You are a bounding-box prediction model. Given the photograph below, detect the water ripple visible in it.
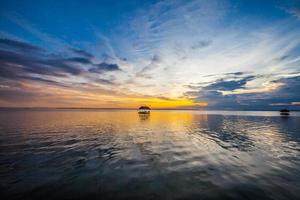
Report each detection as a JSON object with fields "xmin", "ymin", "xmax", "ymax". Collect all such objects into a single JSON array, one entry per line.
[{"xmin": 0, "ymin": 111, "xmax": 300, "ymax": 199}]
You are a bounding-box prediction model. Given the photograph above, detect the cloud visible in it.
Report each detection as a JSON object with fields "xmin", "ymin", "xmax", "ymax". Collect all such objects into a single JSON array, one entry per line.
[
  {"xmin": 266, "ymin": 76, "xmax": 300, "ymax": 104},
  {"xmin": 70, "ymin": 48, "xmax": 93, "ymax": 58},
  {"xmin": 0, "ymin": 49, "xmax": 83, "ymax": 77},
  {"xmin": 108, "ymin": 0, "xmax": 300, "ymax": 100},
  {"xmin": 136, "ymin": 55, "xmax": 162, "ymax": 78},
  {"xmin": 94, "ymin": 78, "xmax": 115, "ymax": 85},
  {"xmin": 287, "ymin": 7, "xmax": 300, "ymax": 20},
  {"xmin": 65, "ymin": 57, "xmax": 93, "ymax": 65},
  {"xmin": 0, "ymin": 38, "xmax": 122, "ymax": 88},
  {"xmin": 89, "ymin": 62, "xmax": 120, "ymax": 73},
  {"xmin": 204, "ymin": 76, "xmax": 255, "ymax": 91},
  {"xmin": 184, "ymin": 74, "xmax": 254, "ymax": 108},
  {"xmin": 185, "ymin": 73, "xmax": 300, "ymax": 110},
  {"xmin": 191, "ymin": 40, "xmax": 212, "ymax": 50},
  {"xmin": 1, "ymin": 1, "xmax": 300, "ymax": 108},
  {"xmin": 0, "ymin": 87, "xmax": 38, "ymax": 102},
  {"xmin": 225, "ymin": 72, "xmax": 245, "ymax": 76},
  {"xmin": 0, "ymin": 38, "xmax": 43, "ymax": 52},
  {"xmin": 0, "ymin": 38, "xmax": 84, "ymax": 79},
  {"xmin": 3, "ymin": 14, "xmax": 69, "ymax": 51}
]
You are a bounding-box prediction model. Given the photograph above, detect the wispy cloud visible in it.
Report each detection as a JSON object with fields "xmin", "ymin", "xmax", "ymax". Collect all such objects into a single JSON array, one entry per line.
[
  {"xmin": 89, "ymin": 62, "xmax": 121, "ymax": 73},
  {"xmin": 0, "ymin": 37, "xmax": 122, "ymax": 86},
  {"xmin": 0, "ymin": 0, "xmax": 300, "ymax": 109},
  {"xmin": 2, "ymin": 13, "xmax": 69, "ymax": 52},
  {"xmin": 110, "ymin": 0, "xmax": 300, "ymax": 103}
]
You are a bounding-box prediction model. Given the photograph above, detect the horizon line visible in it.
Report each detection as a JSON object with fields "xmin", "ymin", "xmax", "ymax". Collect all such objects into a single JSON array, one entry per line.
[{"xmin": 0, "ymin": 107, "xmax": 299, "ymax": 111}]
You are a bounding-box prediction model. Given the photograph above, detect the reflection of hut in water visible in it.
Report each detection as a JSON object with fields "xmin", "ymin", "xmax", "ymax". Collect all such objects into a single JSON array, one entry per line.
[
  {"xmin": 139, "ymin": 113, "xmax": 150, "ymax": 120},
  {"xmin": 138, "ymin": 106, "xmax": 151, "ymax": 114},
  {"xmin": 280, "ymin": 109, "xmax": 290, "ymax": 116}
]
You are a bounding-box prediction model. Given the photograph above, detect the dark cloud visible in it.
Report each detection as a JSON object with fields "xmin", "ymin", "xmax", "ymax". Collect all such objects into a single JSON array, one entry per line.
[
  {"xmin": 39, "ymin": 58, "xmax": 84, "ymax": 75},
  {"xmin": 186, "ymin": 73, "xmax": 300, "ymax": 110},
  {"xmin": 0, "ymin": 37, "xmax": 87, "ymax": 77},
  {"xmin": 288, "ymin": 7, "xmax": 300, "ymax": 20},
  {"xmin": 196, "ymin": 72, "xmax": 248, "ymax": 81},
  {"xmin": 101, "ymin": 53, "xmax": 115, "ymax": 60},
  {"xmin": 0, "ymin": 38, "xmax": 43, "ymax": 52},
  {"xmin": 136, "ymin": 55, "xmax": 161, "ymax": 78},
  {"xmin": 191, "ymin": 40, "xmax": 212, "ymax": 50},
  {"xmin": 151, "ymin": 55, "xmax": 161, "ymax": 62},
  {"xmin": 0, "ymin": 37, "xmax": 125, "ymax": 104},
  {"xmin": 0, "ymin": 38, "xmax": 123, "ymax": 85},
  {"xmin": 89, "ymin": 62, "xmax": 120, "ymax": 73},
  {"xmin": 184, "ymin": 75, "xmax": 254, "ymax": 108},
  {"xmin": 0, "ymin": 49, "xmax": 83, "ymax": 77},
  {"xmin": 278, "ymin": 55, "xmax": 289, "ymax": 61},
  {"xmin": 65, "ymin": 57, "xmax": 93, "ymax": 65},
  {"xmin": 0, "ymin": 37, "xmax": 126, "ymax": 107},
  {"xmin": 281, "ymin": 0, "xmax": 300, "ymax": 20},
  {"xmin": 20, "ymin": 76, "xmax": 66, "ymax": 87},
  {"xmin": 94, "ymin": 78, "xmax": 115, "ymax": 85},
  {"xmin": 0, "ymin": 88, "xmax": 37, "ymax": 101},
  {"xmin": 136, "ymin": 73, "xmax": 153, "ymax": 79},
  {"xmin": 225, "ymin": 72, "xmax": 244, "ymax": 76},
  {"xmin": 193, "ymin": 90, "xmax": 238, "ymax": 109},
  {"xmin": 186, "ymin": 75, "xmax": 254, "ymax": 91},
  {"xmin": 205, "ymin": 76, "xmax": 255, "ymax": 91},
  {"xmin": 234, "ymin": 76, "xmax": 300, "ymax": 107},
  {"xmin": 70, "ymin": 48, "xmax": 93, "ymax": 58},
  {"xmin": 264, "ymin": 76, "xmax": 300, "ymax": 104},
  {"xmin": 0, "ymin": 79, "xmax": 50, "ymax": 104}
]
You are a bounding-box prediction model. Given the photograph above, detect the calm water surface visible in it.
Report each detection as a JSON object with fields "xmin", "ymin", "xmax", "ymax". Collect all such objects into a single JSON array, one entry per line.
[{"xmin": 0, "ymin": 110, "xmax": 300, "ymax": 200}]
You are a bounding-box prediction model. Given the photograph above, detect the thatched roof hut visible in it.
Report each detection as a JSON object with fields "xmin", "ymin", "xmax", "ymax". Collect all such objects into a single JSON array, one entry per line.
[
  {"xmin": 139, "ymin": 106, "xmax": 151, "ymax": 110},
  {"xmin": 280, "ymin": 109, "xmax": 289, "ymax": 113},
  {"xmin": 138, "ymin": 106, "xmax": 151, "ymax": 114},
  {"xmin": 280, "ymin": 109, "xmax": 289, "ymax": 116}
]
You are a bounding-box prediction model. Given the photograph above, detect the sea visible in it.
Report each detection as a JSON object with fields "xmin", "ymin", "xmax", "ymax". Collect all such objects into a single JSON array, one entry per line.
[{"xmin": 0, "ymin": 110, "xmax": 300, "ymax": 200}]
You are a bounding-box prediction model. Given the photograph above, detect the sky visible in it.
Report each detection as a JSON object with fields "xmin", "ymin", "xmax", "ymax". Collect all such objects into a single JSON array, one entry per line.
[{"xmin": 0, "ymin": 0, "xmax": 300, "ymax": 109}]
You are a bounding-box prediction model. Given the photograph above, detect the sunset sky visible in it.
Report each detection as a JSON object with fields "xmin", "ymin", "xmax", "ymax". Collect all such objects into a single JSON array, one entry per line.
[{"xmin": 0, "ymin": 0, "xmax": 300, "ymax": 109}]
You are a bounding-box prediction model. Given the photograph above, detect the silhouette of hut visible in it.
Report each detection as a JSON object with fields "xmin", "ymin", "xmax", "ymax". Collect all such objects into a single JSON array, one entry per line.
[
  {"xmin": 138, "ymin": 106, "xmax": 151, "ymax": 114},
  {"xmin": 280, "ymin": 109, "xmax": 290, "ymax": 116}
]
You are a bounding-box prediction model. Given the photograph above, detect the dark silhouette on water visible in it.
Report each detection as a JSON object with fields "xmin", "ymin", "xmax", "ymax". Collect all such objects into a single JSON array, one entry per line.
[
  {"xmin": 138, "ymin": 106, "xmax": 151, "ymax": 114},
  {"xmin": 280, "ymin": 109, "xmax": 290, "ymax": 116},
  {"xmin": 138, "ymin": 113, "xmax": 150, "ymax": 120}
]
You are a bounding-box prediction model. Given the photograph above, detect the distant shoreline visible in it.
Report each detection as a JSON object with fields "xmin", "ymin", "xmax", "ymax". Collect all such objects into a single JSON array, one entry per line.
[{"xmin": 0, "ymin": 107, "xmax": 299, "ymax": 112}]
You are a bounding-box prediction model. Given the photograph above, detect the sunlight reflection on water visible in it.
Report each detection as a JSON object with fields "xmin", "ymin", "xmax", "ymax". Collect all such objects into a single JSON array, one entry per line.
[{"xmin": 0, "ymin": 110, "xmax": 300, "ymax": 199}]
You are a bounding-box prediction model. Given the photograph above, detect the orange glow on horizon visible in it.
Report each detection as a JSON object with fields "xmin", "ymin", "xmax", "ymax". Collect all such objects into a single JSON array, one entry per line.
[
  {"xmin": 119, "ymin": 97, "xmax": 208, "ymax": 109},
  {"xmin": 0, "ymin": 81, "xmax": 207, "ymax": 109}
]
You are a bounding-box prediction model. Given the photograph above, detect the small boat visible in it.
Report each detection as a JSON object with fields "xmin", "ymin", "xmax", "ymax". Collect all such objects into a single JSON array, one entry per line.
[
  {"xmin": 138, "ymin": 106, "xmax": 151, "ymax": 114},
  {"xmin": 280, "ymin": 109, "xmax": 290, "ymax": 116}
]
